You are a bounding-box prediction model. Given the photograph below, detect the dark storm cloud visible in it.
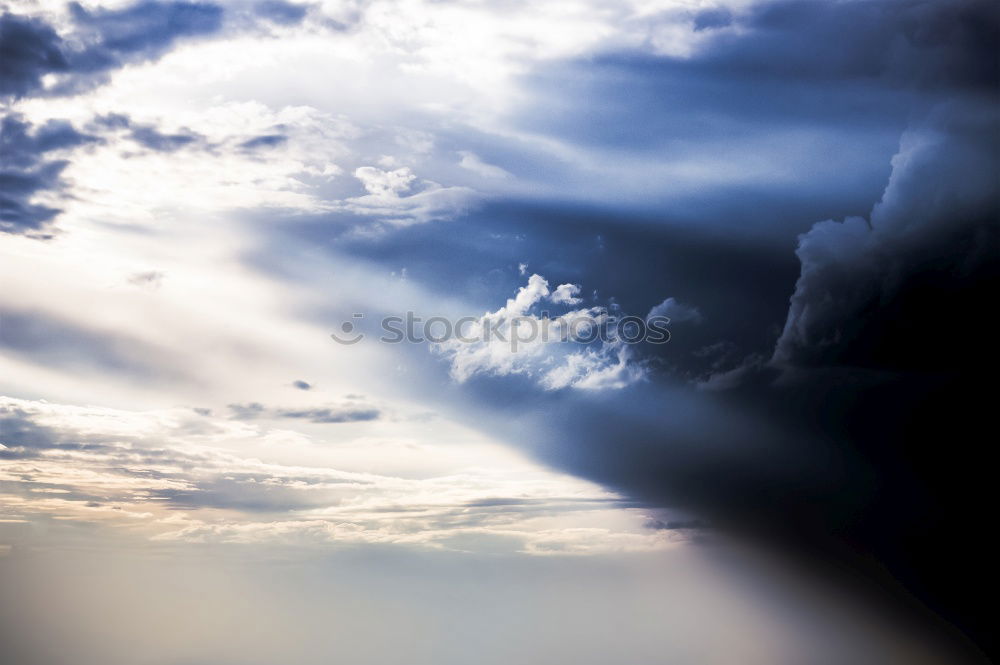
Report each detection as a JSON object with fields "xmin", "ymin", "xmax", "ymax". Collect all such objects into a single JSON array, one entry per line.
[
  {"xmin": 247, "ymin": 0, "xmax": 997, "ymax": 652},
  {"xmin": 702, "ymin": 100, "xmax": 998, "ymax": 650},
  {"xmin": 0, "ymin": 2, "xmax": 225, "ymax": 100},
  {"xmin": 772, "ymin": 103, "xmax": 999, "ymax": 372},
  {"xmin": 0, "ymin": 114, "xmax": 100, "ymax": 235},
  {"xmin": 513, "ymin": 0, "xmax": 998, "ymax": 234},
  {"xmin": 511, "ymin": 92, "xmax": 998, "ymax": 664},
  {"xmin": 722, "ymin": 0, "xmax": 998, "ymax": 90},
  {"xmin": 510, "ymin": 2, "xmax": 997, "ymax": 643}
]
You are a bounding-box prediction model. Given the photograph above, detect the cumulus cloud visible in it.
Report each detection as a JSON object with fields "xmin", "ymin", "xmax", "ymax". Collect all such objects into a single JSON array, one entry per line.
[
  {"xmin": 550, "ymin": 283, "xmax": 583, "ymax": 305},
  {"xmin": 539, "ymin": 344, "xmax": 645, "ymax": 391},
  {"xmin": 434, "ymin": 273, "xmax": 646, "ymax": 390},
  {"xmin": 354, "ymin": 166, "xmax": 416, "ymax": 197}
]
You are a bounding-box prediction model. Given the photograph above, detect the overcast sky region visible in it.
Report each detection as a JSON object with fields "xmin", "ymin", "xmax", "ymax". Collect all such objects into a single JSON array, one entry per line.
[{"xmin": 1, "ymin": 0, "xmax": 997, "ymax": 662}]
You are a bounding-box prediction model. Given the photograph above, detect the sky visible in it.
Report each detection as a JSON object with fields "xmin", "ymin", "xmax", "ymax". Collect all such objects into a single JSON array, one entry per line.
[{"xmin": 1, "ymin": 0, "xmax": 997, "ymax": 662}]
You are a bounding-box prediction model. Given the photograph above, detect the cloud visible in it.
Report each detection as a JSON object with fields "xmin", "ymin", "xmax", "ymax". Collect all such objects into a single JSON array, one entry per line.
[
  {"xmin": 274, "ymin": 407, "xmax": 380, "ymax": 423},
  {"xmin": 0, "ymin": 12, "xmax": 68, "ymax": 98},
  {"xmin": 702, "ymin": 0, "xmax": 1000, "ymax": 91},
  {"xmin": 343, "ymin": 166, "xmax": 476, "ymax": 226},
  {"xmin": 646, "ymin": 518, "xmax": 708, "ymax": 530},
  {"xmin": 550, "ymin": 283, "xmax": 583, "ymax": 305},
  {"xmin": 292, "ymin": 380, "xmax": 312, "ymax": 390},
  {"xmin": 1, "ymin": 107, "xmax": 304, "ymax": 235},
  {"xmin": 127, "ymin": 270, "xmax": 165, "ymax": 289},
  {"xmin": 692, "ymin": 7, "xmax": 732, "ymax": 32},
  {"xmin": 1, "ymin": 0, "xmax": 996, "ymax": 653},
  {"xmin": 127, "ymin": 124, "xmax": 205, "ymax": 152},
  {"xmin": 434, "ymin": 273, "xmax": 646, "ymax": 390},
  {"xmin": 511, "ymin": 0, "xmax": 1000, "ymax": 227},
  {"xmin": 68, "ymin": 0, "xmax": 224, "ymax": 60},
  {"xmin": 530, "ymin": 101, "xmax": 1000, "ymax": 650},
  {"xmin": 735, "ymin": 102, "xmax": 998, "ymax": 646},
  {"xmin": 10, "ymin": 103, "xmax": 353, "ymax": 233},
  {"xmin": 539, "ymin": 344, "xmax": 645, "ymax": 391},
  {"xmin": 239, "ymin": 133, "xmax": 288, "ymax": 150},
  {"xmin": 646, "ymin": 297, "xmax": 702, "ymax": 325},
  {"xmin": 354, "ymin": 166, "xmax": 417, "ymax": 197},
  {"xmin": 0, "ymin": 2, "xmax": 226, "ymax": 100},
  {"xmin": 457, "ymin": 151, "xmax": 512, "ymax": 180},
  {"xmin": 772, "ymin": 103, "xmax": 999, "ymax": 371},
  {"xmin": 0, "ymin": 307, "xmax": 189, "ymax": 383},
  {"xmin": 0, "ymin": 114, "xmax": 100, "ymax": 236},
  {"xmin": 0, "ymin": 396, "xmax": 667, "ymax": 555},
  {"xmin": 226, "ymin": 400, "xmax": 381, "ymax": 423},
  {"xmin": 226, "ymin": 402, "xmax": 267, "ymax": 419},
  {"xmin": 252, "ymin": 0, "xmax": 310, "ymax": 26}
]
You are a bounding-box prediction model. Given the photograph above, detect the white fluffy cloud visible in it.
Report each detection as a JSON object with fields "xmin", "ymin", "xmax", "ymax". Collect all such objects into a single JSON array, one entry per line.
[
  {"xmin": 354, "ymin": 166, "xmax": 417, "ymax": 197},
  {"xmin": 551, "ymin": 283, "xmax": 583, "ymax": 305},
  {"xmin": 434, "ymin": 273, "xmax": 646, "ymax": 390}
]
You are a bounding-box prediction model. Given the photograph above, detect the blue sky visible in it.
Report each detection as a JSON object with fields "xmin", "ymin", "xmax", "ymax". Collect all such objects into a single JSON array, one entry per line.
[{"xmin": 1, "ymin": 0, "xmax": 997, "ymax": 662}]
